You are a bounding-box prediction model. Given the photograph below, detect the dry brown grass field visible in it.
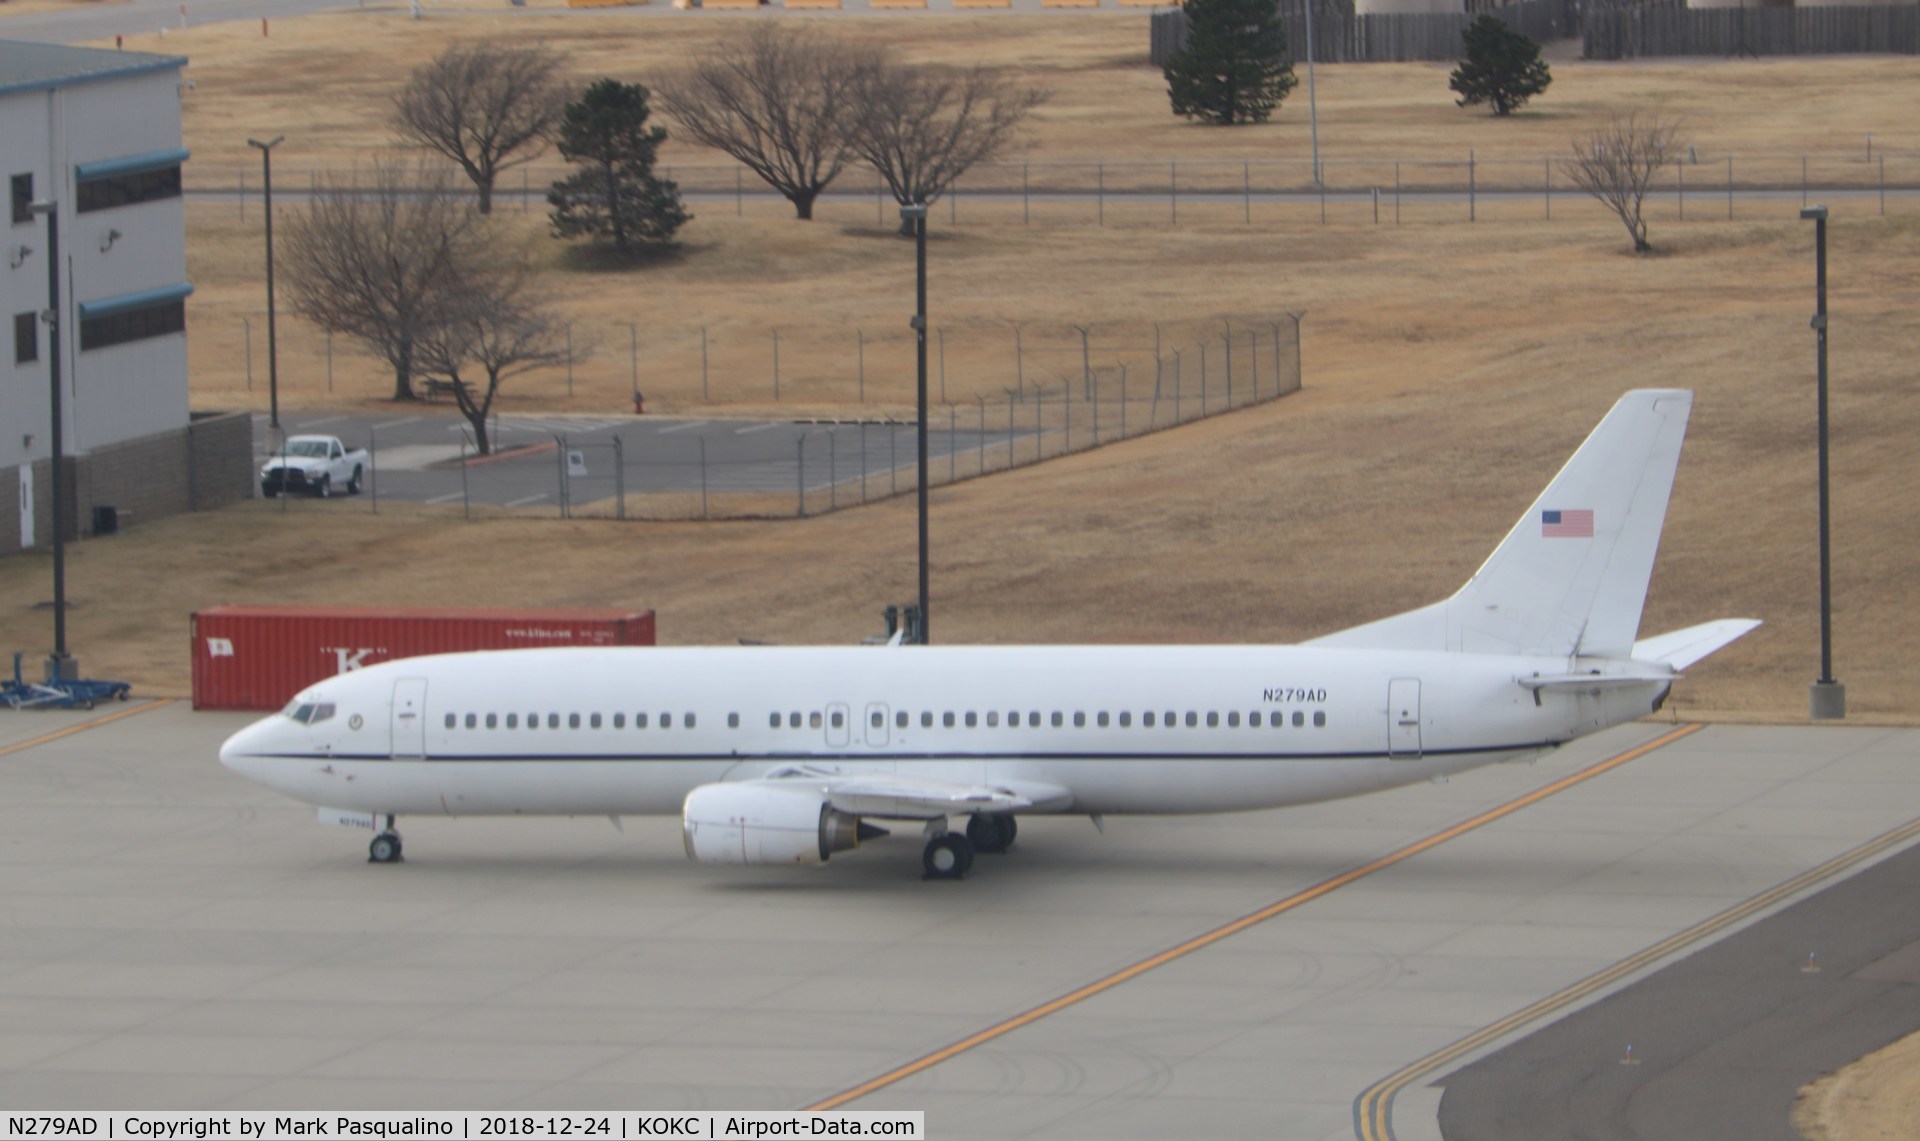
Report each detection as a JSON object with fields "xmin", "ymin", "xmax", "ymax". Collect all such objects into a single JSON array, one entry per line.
[{"xmin": 5, "ymin": 9, "xmax": 1920, "ymax": 1134}]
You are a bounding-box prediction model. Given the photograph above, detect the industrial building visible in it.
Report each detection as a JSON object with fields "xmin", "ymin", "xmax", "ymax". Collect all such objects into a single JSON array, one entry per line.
[{"xmin": 2, "ymin": 39, "xmax": 249, "ymax": 556}]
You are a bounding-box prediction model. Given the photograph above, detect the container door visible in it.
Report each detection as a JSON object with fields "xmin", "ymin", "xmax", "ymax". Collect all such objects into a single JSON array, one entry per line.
[
  {"xmin": 825, "ymin": 702, "xmax": 851, "ymax": 748},
  {"xmin": 392, "ymin": 677, "xmax": 428, "ymax": 759},
  {"xmin": 17, "ymin": 464, "xmax": 33, "ymax": 550},
  {"xmin": 1388, "ymin": 678, "xmax": 1422, "ymax": 760},
  {"xmin": 865, "ymin": 703, "xmax": 890, "ymax": 748}
]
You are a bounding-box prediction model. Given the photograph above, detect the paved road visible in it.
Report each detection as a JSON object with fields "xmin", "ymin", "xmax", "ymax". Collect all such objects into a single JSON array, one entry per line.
[
  {"xmin": 254, "ymin": 410, "xmax": 1039, "ymax": 510},
  {"xmin": 1436, "ymin": 837, "xmax": 1920, "ymax": 1140}
]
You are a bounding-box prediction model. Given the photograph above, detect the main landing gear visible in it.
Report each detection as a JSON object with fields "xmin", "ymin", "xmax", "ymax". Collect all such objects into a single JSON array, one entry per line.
[
  {"xmin": 922, "ymin": 814, "xmax": 1018, "ymax": 880},
  {"xmin": 369, "ymin": 815, "xmax": 403, "ymax": 863}
]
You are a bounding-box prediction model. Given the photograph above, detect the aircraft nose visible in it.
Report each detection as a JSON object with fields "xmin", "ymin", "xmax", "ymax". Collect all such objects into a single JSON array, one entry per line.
[{"xmin": 219, "ymin": 717, "xmax": 274, "ymax": 773}]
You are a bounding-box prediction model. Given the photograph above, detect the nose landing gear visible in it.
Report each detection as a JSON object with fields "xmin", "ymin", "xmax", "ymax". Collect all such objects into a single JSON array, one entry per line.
[{"xmin": 369, "ymin": 815, "xmax": 403, "ymax": 863}]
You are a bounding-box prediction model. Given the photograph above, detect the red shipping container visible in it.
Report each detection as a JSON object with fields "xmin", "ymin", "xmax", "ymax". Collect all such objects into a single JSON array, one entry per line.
[{"xmin": 191, "ymin": 605, "xmax": 656, "ymax": 711}]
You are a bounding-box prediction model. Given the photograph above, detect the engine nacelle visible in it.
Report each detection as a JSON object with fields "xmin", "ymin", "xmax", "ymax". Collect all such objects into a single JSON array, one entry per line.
[{"xmin": 681, "ymin": 782, "xmax": 879, "ymax": 866}]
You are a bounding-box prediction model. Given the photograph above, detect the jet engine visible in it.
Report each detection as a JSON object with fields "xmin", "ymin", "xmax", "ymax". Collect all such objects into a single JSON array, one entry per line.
[{"xmin": 682, "ymin": 782, "xmax": 887, "ymax": 866}]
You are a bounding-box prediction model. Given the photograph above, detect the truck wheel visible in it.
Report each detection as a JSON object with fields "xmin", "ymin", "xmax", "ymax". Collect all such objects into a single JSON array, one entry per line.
[
  {"xmin": 316, "ymin": 475, "xmax": 332, "ymax": 499},
  {"xmin": 347, "ymin": 466, "xmax": 363, "ymax": 495}
]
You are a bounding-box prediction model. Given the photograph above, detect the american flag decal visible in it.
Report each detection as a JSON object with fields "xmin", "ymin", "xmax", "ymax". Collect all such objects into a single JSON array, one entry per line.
[{"xmin": 1542, "ymin": 509, "xmax": 1595, "ymax": 538}]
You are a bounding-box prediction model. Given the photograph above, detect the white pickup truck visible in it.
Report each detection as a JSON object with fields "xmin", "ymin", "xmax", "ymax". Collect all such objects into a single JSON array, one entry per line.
[{"xmin": 260, "ymin": 435, "xmax": 368, "ymax": 498}]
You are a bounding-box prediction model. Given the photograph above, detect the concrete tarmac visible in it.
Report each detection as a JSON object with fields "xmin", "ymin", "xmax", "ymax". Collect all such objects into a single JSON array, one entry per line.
[{"xmin": 1, "ymin": 704, "xmax": 1915, "ymax": 1139}]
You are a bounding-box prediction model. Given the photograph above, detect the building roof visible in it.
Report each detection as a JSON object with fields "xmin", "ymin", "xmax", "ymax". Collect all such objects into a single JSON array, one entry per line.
[{"xmin": 0, "ymin": 39, "xmax": 186, "ymax": 99}]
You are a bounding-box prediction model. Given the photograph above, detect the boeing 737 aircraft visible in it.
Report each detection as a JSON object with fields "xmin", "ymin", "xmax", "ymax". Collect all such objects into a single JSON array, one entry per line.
[{"xmin": 221, "ymin": 389, "xmax": 1757, "ymax": 878}]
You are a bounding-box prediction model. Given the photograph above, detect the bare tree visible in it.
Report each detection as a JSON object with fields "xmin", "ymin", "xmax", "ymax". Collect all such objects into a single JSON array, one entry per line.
[
  {"xmin": 281, "ymin": 158, "xmax": 491, "ymax": 401},
  {"xmin": 394, "ymin": 41, "xmax": 570, "ymax": 215},
  {"xmin": 416, "ymin": 261, "xmax": 571, "ymax": 455},
  {"xmin": 842, "ymin": 60, "xmax": 1048, "ymax": 231},
  {"xmin": 1564, "ymin": 113, "xmax": 1680, "ymax": 254},
  {"xmin": 655, "ymin": 26, "xmax": 880, "ymax": 221}
]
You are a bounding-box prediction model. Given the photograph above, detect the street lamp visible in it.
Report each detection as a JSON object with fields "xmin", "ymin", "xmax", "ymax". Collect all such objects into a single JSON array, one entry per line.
[
  {"xmin": 27, "ymin": 199, "xmax": 69, "ymax": 678},
  {"xmin": 248, "ymin": 134, "xmax": 285, "ymax": 430},
  {"xmin": 902, "ymin": 200, "xmax": 930, "ymax": 645},
  {"xmin": 1800, "ymin": 204, "xmax": 1843, "ymax": 719}
]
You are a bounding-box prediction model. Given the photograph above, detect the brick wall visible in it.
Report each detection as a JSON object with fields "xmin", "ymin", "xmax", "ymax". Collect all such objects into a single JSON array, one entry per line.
[{"xmin": 0, "ymin": 410, "xmax": 251, "ymax": 553}]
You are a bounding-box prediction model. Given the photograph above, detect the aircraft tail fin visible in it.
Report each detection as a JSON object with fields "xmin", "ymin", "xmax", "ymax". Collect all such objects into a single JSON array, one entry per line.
[{"xmin": 1311, "ymin": 389, "xmax": 1695, "ymax": 659}]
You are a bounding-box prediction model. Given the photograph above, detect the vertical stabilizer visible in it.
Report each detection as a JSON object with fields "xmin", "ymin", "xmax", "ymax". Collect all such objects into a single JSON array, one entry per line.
[{"xmin": 1311, "ymin": 389, "xmax": 1693, "ymax": 658}]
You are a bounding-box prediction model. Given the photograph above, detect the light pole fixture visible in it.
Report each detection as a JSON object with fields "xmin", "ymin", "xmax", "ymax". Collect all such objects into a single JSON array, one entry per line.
[
  {"xmin": 902, "ymin": 200, "xmax": 930, "ymax": 645},
  {"xmin": 248, "ymin": 134, "xmax": 285, "ymax": 430},
  {"xmin": 27, "ymin": 199, "xmax": 69, "ymax": 677},
  {"xmin": 1799, "ymin": 204, "xmax": 1843, "ymax": 719}
]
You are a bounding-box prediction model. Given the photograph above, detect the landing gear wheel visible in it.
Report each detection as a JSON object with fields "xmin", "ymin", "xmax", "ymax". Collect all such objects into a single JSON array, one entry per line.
[
  {"xmin": 368, "ymin": 832, "xmax": 403, "ymax": 864},
  {"xmin": 966, "ymin": 813, "xmax": 1017, "ymax": 854},
  {"xmin": 922, "ymin": 832, "xmax": 974, "ymax": 880},
  {"xmin": 347, "ymin": 466, "xmax": 363, "ymax": 495}
]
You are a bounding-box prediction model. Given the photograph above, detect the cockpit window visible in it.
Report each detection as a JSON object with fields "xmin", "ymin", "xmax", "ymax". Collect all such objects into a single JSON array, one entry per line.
[{"xmin": 281, "ymin": 701, "xmax": 337, "ymax": 725}]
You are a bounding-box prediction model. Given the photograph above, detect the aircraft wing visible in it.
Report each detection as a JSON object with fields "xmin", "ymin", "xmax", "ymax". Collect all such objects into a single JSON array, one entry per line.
[{"xmin": 760, "ymin": 763, "xmax": 1073, "ymax": 820}]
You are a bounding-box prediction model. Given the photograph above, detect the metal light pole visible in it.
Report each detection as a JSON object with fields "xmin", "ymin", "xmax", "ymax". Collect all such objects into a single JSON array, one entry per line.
[
  {"xmin": 903, "ymin": 201, "xmax": 930, "ymax": 645},
  {"xmin": 1800, "ymin": 205, "xmax": 1844, "ymax": 719},
  {"xmin": 28, "ymin": 199, "xmax": 68, "ymax": 677},
  {"xmin": 248, "ymin": 135, "xmax": 285, "ymax": 429},
  {"xmin": 1304, "ymin": 0, "xmax": 1321, "ymax": 185}
]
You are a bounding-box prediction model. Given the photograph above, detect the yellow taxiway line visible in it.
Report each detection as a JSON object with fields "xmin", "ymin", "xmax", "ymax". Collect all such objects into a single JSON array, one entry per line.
[
  {"xmin": 0, "ymin": 698, "xmax": 172, "ymax": 760},
  {"xmin": 808, "ymin": 723, "xmax": 1705, "ymax": 1112}
]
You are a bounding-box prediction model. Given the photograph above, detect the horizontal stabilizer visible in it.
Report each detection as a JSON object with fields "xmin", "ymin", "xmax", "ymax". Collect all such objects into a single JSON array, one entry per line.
[
  {"xmin": 1632, "ymin": 619, "xmax": 1762, "ymax": 670},
  {"xmin": 1519, "ymin": 669, "xmax": 1676, "ymax": 692}
]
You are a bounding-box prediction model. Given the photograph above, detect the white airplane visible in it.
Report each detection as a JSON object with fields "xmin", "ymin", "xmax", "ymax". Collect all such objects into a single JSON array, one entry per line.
[{"xmin": 220, "ymin": 389, "xmax": 1757, "ymax": 878}]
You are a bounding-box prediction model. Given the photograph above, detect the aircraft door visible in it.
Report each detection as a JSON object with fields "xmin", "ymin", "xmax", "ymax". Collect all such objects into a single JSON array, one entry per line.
[
  {"xmin": 392, "ymin": 677, "xmax": 428, "ymax": 758},
  {"xmin": 826, "ymin": 702, "xmax": 852, "ymax": 748},
  {"xmin": 1388, "ymin": 678, "xmax": 1422, "ymax": 760},
  {"xmin": 865, "ymin": 703, "xmax": 890, "ymax": 747}
]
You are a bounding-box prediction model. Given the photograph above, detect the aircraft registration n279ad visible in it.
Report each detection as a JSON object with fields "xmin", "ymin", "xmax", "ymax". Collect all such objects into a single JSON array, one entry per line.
[{"xmin": 221, "ymin": 389, "xmax": 1757, "ymax": 878}]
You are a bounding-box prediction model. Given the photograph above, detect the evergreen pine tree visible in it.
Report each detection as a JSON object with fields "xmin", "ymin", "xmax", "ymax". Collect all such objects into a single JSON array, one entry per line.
[
  {"xmin": 548, "ymin": 79, "xmax": 689, "ymax": 256},
  {"xmin": 1164, "ymin": 0, "xmax": 1298, "ymax": 126},
  {"xmin": 1449, "ymin": 15, "xmax": 1552, "ymax": 117}
]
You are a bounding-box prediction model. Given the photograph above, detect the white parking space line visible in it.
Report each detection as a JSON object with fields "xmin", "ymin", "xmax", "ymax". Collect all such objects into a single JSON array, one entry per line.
[
  {"xmin": 373, "ymin": 417, "xmax": 421, "ymax": 431},
  {"xmin": 656, "ymin": 420, "xmax": 710, "ymax": 434},
  {"xmin": 734, "ymin": 423, "xmax": 783, "ymax": 435},
  {"xmin": 424, "ymin": 492, "xmax": 464, "ymax": 504},
  {"xmin": 504, "ymin": 495, "xmax": 550, "ymax": 508}
]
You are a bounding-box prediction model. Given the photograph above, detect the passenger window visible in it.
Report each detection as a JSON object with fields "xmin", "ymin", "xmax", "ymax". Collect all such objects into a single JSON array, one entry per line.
[
  {"xmin": 1096, "ymin": 712, "xmax": 1109, "ymax": 728},
  {"xmin": 728, "ymin": 713, "xmax": 739, "ymax": 728},
  {"xmin": 896, "ymin": 711, "xmax": 908, "ymax": 729},
  {"xmin": 614, "ymin": 713, "xmax": 626, "ymax": 729},
  {"xmin": 921, "ymin": 711, "xmax": 933, "ymax": 728},
  {"xmin": 1185, "ymin": 712, "xmax": 1198, "ymax": 728},
  {"xmin": 770, "ymin": 712, "xmax": 782, "ymax": 728},
  {"xmin": 871, "ymin": 710, "xmax": 884, "ymax": 729},
  {"xmin": 789, "ymin": 712, "xmax": 801, "ymax": 729},
  {"xmin": 444, "ymin": 713, "xmax": 456, "ymax": 729},
  {"xmin": 831, "ymin": 710, "xmax": 845, "ymax": 729},
  {"xmin": 1164, "ymin": 711, "xmax": 1176, "ymax": 728},
  {"xmin": 568, "ymin": 713, "xmax": 581, "ymax": 729},
  {"xmin": 1073, "ymin": 712, "xmax": 1086, "ymax": 728},
  {"xmin": 685, "ymin": 713, "xmax": 696, "ymax": 728},
  {"xmin": 548, "ymin": 713, "xmax": 560, "ymax": 729},
  {"xmin": 1051, "ymin": 712, "xmax": 1063, "ymax": 728},
  {"xmin": 1313, "ymin": 711, "xmax": 1327, "ymax": 727},
  {"xmin": 636, "ymin": 713, "xmax": 650, "ymax": 729},
  {"xmin": 485, "ymin": 713, "xmax": 497, "ymax": 730},
  {"xmin": 1207, "ymin": 712, "xmax": 1220, "ymax": 728},
  {"xmin": 965, "ymin": 712, "xmax": 978, "ymax": 728},
  {"xmin": 1248, "ymin": 711, "xmax": 1261, "ymax": 728},
  {"xmin": 1119, "ymin": 712, "xmax": 1131, "ymax": 728},
  {"xmin": 527, "ymin": 712, "xmax": 538, "ymax": 729},
  {"xmin": 1143, "ymin": 712, "xmax": 1156, "ymax": 728},
  {"xmin": 464, "ymin": 713, "xmax": 477, "ymax": 729},
  {"xmin": 1227, "ymin": 712, "xmax": 1240, "ymax": 728},
  {"xmin": 506, "ymin": 713, "xmax": 519, "ymax": 729},
  {"xmin": 662, "ymin": 713, "xmax": 674, "ymax": 729},
  {"xmin": 943, "ymin": 712, "xmax": 956, "ymax": 728},
  {"xmin": 809, "ymin": 711, "xmax": 822, "ymax": 730},
  {"xmin": 986, "ymin": 712, "xmax": 999, "ymax": 728},
  {"xmin": 590, "ymin": 713, "xmax": 602, "ymax": 729},
  {"xmin": 1292, "ymin": 711, "xmax": 1305, "ymax": 727}
]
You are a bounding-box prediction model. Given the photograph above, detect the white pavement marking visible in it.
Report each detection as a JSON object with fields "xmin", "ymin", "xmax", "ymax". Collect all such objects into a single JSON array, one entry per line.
[
  {"xmin": 424, "ymin": 492, "xmax": 464, "ymax": 504},
  {"xmin": 373, "ymin": 417, "xmax": 422, "ymax": 431},
  {"xmin": 656, "ymin": 421, "xmax": 711, "ymax": 434},
  {"xmin": 296, "ymin": 415, "xmax": 348, "ymax": 428},
  {"xmin": 504, "ymin": 495, "xmax": 550, "ymax": 508},
  {"xmin": 734, "ymin": 422, "xmax": 784, "ymax": 435}
]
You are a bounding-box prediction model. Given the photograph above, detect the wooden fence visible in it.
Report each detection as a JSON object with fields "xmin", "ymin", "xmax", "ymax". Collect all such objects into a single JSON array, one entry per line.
[
  {"xmin": 1152, "ymin": 1, "xmax": 1917, "ymax": 65},
  {"xmin": 1585, "ymin": 6, "xmax": 1920, "ymax": 59}
]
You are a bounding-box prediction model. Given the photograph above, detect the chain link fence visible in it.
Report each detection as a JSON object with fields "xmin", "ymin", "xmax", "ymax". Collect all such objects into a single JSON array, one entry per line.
[{"xmin": 257, "ymin": 313, "xmax": 1303, "ymax": 522}]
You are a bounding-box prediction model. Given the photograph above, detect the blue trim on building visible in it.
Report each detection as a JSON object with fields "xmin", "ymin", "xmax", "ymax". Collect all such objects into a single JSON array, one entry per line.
[
  {"xmin": 78, "ymin": 282, "xmax": 194, "ymax": 320},
  {"xmin": 75, "ymin": 148, "xmax": 191, "ymax": 183}
]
